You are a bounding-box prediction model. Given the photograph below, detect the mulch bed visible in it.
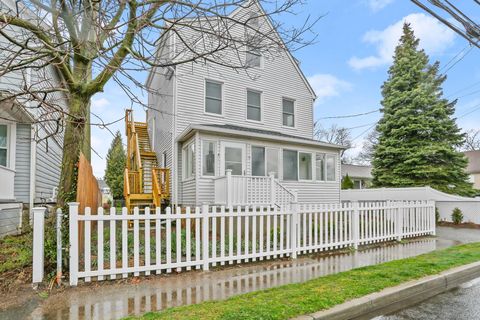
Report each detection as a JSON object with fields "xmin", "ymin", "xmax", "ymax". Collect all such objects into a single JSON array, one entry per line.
[{"xmin": 437, "ymin": 221, "xmax": 480, "ymax": 229}]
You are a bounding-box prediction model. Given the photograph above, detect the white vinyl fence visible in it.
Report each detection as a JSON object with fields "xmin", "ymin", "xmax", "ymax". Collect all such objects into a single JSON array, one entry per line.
[{"xmin": 67, "ymin": 200, "xmax": 435, "ymax": 286}]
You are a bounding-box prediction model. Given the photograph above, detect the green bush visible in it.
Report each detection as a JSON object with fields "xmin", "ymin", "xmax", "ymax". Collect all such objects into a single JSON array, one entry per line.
[
  {"xmin": 341, "ymin": 174, "xmax": 354, "ymax": 190},
  {"xmin": 451, "ymin": 208, "xmax": 463, "ymax": 225},
  {"xmin": 435, "ymin": 207, "xmax": 440, "ymax": 224}
]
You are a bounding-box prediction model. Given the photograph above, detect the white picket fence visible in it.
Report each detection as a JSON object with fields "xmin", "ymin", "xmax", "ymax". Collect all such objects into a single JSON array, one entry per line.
[{"xmin": 68, "ymin": 200, "xmax": 435, "ymax": 286}]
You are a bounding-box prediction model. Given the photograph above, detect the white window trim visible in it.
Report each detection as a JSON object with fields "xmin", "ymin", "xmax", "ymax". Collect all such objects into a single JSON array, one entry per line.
[
  {"xmin": 298, "ymin": 151, "xmax": 313, "ymax": 182},
  {"xmin": 0, "ymin": 121, "xmax": 16, "ymax": 171},
  {"xmin": 204, "ymin": 79, "xmax": 224, "ymax": 117},
  {"xmin": 245, "ymin": 89, "xmax": 263, "ymax": 123},
  {"xmin": 201, "ymin": 139, "xmax": 217, "ymax": 178},
  {"xmin": 245, "ymin": 45, "xmax": 264, "ymax": 69},
  {"xmin": 282, "ymin": 97, "xmax": 296, "ymax": 129},
  {"xmin": 315, "ymin": 152, "xmax": 338, "ymax": 183},
  {"xmin": 182, "ymin": 141, "xmax": 195, "ymax": 182}
]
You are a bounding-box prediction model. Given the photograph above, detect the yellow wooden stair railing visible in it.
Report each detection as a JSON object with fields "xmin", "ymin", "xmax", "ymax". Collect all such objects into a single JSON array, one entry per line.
[{"xmin": 124, "ymin": 109, "xmax": 170, "ymax": 212}]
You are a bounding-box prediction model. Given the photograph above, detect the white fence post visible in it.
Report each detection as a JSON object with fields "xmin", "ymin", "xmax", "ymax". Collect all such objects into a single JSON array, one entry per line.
[
  {"xmin": 56, "ymin": 208, "xmax": 63, "ymax": 285},
  {"xmin": 352, "ymin": 201, "xmax": 359, "ymax": 250},
  {"xmin": 269, "ymin": 172, "xmax": 275, "ymax": 207},
  {"xmin": 69, "ymin": 202, "xmax": 80, "ymax": 286},
  {"xmin": 290, "ymin": 201, "xmax": 298, "ymax": 259},
  {"xmin": 202, "ymin": 204, "xmax": 210, "ymax": 271},
  {"xmin": 396, "ymin": 202, "xmax": 403, "ymax": 241},
  {"xmin": 226, "ymin": 170, "xmax": 232, "ymax": 207},
  {"xmin": 32, "ymin": 207, "xmax": 46, "ymax": 286}
]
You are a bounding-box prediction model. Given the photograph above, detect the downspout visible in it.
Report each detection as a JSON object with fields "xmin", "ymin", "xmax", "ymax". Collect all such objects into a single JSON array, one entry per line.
[
  {"xmin": 29, "ymin": 123, "xmax": 37, "ymax": 222},
  {"xmin": 172, "ymin": 63, "xmax": 178, "ymax": 206}
]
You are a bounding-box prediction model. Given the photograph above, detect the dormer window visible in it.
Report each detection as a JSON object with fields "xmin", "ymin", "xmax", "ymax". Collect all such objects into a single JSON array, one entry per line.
[{"xmin": 246, "ymin": 46, "xmax": 261, "ymax": 68}]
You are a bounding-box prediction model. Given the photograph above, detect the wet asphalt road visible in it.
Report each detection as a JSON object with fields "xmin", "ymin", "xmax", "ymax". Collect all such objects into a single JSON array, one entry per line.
[{"xmin": 378, "ymin": 277, "xmax": 480, "ymax": 320}]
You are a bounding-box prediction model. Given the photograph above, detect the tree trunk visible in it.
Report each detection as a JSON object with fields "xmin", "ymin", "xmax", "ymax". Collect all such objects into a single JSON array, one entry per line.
[{"xmin": 57, "ymin": 93, "xmax": 90, "ymax": 207}]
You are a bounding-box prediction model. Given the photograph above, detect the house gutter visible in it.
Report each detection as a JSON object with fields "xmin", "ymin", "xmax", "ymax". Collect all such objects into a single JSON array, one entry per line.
[{"xmin": 29, "ymin": 123, "xmax": 37, "ymax": 221}]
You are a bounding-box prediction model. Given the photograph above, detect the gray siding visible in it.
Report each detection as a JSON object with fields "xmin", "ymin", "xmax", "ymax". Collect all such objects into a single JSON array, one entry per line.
[
  {"xmin": 35, "ymin": 126, "xmax": 62, "ymax": 202},
  {"xmin": 0, "ymin": 203, "xmax": 21, "ymax": 237},
  {"xmin": 14, "ymin": 124, "xmax": 31, "ymax": 203}
]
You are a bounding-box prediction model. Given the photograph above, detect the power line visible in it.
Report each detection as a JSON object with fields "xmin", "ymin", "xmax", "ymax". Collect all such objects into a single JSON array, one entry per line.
[{"xmin": 317, "ymin": 109, "xmax": 379, "ymax": 119}]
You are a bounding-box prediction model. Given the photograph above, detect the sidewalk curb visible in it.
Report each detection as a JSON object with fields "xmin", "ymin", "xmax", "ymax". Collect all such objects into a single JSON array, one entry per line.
[{"xmin": 292, "ymin": 261, "xmax": 480, "ymax": 320}]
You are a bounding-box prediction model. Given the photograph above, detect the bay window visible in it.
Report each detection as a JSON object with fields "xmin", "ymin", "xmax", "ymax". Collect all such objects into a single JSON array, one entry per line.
[{"xmin": 202, "ymin": 141, "xmax": 216, "ymax": 176}]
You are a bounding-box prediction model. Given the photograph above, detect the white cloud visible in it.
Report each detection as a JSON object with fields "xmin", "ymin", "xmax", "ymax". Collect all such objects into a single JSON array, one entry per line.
[
  {"xmin": 367, "ymin": 0, "xmax": 394, "ymax": 12},
  {"xmin": 349, "ymin": 13, "xmax": 456, "ymax": 70},
  {"xmin": 307, "ymin": 74, "xmax": 352, "ymax": 103},
  {"xmin": 91, "ymin": 97, "xmax": 110, "ymax": 110}
]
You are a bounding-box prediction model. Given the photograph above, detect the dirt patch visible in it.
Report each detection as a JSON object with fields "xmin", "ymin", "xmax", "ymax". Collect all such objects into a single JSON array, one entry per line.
[{"xmin": 438, "ymin": 221, "xmax": 480, "ymax": 229}]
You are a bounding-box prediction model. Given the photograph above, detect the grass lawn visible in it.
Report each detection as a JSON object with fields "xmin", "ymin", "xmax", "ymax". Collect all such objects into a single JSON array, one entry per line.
[
  {"xmin": 0, "ymin": 231, "xmax": 33, "ymax": 291},
  {"xmin": 127, "ymin": 242, "xmax": 480, "ymax": 320}
]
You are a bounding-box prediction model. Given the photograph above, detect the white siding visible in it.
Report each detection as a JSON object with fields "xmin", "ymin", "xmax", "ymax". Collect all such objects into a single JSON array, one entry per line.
[
  {"xmin": 0, "ymin": 203, "xmax": 22, "ymax": 238},
  {"xmin": 189, "ymin": 132, "xmax": 341, "ymax": 206}
]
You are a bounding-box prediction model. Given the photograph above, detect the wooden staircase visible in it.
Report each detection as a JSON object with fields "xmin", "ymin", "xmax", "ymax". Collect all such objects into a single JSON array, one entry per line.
[{"xmin": 124, "ymin": 110, "xmax": 170, "ymax": 212}]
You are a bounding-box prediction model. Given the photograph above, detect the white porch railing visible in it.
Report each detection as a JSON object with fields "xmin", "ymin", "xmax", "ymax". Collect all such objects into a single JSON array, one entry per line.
[
  {"xmin": 214, "ymin": 170, "xmax": 297, "ymax": 207},
  {"xmin": 59, "ymin": 200, "xmax": 435, "ymax": 286}
]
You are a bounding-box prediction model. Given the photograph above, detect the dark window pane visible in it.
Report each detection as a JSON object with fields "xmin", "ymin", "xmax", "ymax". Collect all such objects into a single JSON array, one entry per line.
[
  {"xmin": 252, "ymin": 146, "xmax": 265, "ymax": 176},
  {"xmin": 283, "ymin": 150, "xmax": 298, "ymax": 180}
]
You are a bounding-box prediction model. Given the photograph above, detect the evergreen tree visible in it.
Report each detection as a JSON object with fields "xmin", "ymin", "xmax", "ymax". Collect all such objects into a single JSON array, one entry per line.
[
  {"xmin": 372, "ymin": 23, "xmax": 475, "ymax": 197},
  {"xmin": 341, "ymin": 174, "xmax": 354, "ymax": 189},
  {"xmin": 104, "ymin": 131, "xmax": 126, "ymax": 199}
]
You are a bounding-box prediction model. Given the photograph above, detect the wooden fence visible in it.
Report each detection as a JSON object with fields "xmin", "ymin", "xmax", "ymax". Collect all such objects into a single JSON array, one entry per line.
[
  {"xmin": 67, "ymin": 200, "xmax": 435, "ymax": 285},
  {"xmin": 76, "ymin": 153, "xmax": 102, "ymax": 214}
]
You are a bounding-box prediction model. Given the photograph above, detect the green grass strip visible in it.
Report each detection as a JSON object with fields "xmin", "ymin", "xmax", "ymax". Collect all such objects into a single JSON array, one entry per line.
[{"xmin": 127, "ymin": 242, "xmax": 480, "ymax": 320}]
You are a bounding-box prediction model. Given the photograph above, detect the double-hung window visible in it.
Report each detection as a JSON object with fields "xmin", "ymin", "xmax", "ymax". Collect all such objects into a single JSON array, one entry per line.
[
  {"xmin": 282, "ymin": 98, "xmax": 295, "ymax": 127},
  {"xmin": 183, "ymin": 142, "xmax": 195, "ymax": 180},
  {"xmin": 205, "ymin": 80, "xmax": 222, "ymax": 115},
  {"xmin": 247, "ymin": 90, "xmax": 261, "ymax": 121},
  {"xmin": 316, "ymin": 153, "xmax": 336, "ymax": 182},
  {"xmin": 202, "ymin": 141, "xmax": 216, "ymax": 176},
  {"xmin": 0, "ymin": 124, "xmax": 7, "ymax": 167}
]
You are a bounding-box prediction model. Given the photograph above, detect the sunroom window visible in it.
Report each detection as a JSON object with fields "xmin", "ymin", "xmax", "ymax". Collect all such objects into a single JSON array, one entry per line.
[
  {"xmin": 299, "ymin": 152, "xmax": 312, "ymax": 180},
  {"xmin": 0, "ymin": 125, "xmax": 7, "ymax": 167},
  {"xmin": 184, "ymin": 143, "xmax": 195, "ymax": 179},
  {"xmin": 283, "ymin": 149, "xmax": 298, "ymax": 181},
  {"xmin": 202, "ymin": 141, "xmax": 216, "ymax": 176},
  {"xmin": 251, "ymin": 146, "xmax": 265, "ymax": 176},
  {"xmin": 326, "ymin": 154, "xmax": 336, "ymax": 181},
  {"xmin": 316, "ymin": 153, "xmax": 336, "ymax": 182}
]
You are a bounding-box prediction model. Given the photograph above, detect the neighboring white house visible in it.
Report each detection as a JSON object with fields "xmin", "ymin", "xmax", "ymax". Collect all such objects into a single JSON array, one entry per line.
[
  {"xmin": 464, "ymin": 150, "xmax": 480, "ymax": 190},
  {"xmin": 146, "ymin": 2, "xmax": 344, "ymax": 206},
  {"xmin": 0, "ymin": 0, "xmax": 65, "ymax": 237},
  {"xmin": 341, "ymin": 164, "xmax": 372, "ymax": 189}
]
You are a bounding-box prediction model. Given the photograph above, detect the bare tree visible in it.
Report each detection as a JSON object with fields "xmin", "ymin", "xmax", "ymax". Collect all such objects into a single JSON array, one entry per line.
[
  {"xmin": 0, "ymin": 0, "xmax": 318, "ymax": 206},
  {"xmin": 462, "ymin": 129, "xmax": 480, "ymax": 151},
  {"xmin": 314, "ymin": 122, "xmax": 352, "ymax": 161},
  {"xmin": 354, "ymin": 129, "xmax": 379, "ymax": 165}
]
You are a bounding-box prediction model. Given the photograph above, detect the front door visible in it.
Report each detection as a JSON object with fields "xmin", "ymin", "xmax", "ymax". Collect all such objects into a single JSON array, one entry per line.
[{"xmin": 220, "ymin": 141, "xmax": 246, "ymax": 176}]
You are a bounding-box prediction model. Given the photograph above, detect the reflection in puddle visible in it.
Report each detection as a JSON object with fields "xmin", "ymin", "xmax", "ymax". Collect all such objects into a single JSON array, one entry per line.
[{"xmin": 18, "ymin": 238, "xmax": 455, "ymax": 319}]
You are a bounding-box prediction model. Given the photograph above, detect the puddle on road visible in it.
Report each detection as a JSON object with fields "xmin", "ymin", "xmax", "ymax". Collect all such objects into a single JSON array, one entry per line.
[{"xmin": 5, "ymin": 237, "xmax": 457, "ymax": 320}]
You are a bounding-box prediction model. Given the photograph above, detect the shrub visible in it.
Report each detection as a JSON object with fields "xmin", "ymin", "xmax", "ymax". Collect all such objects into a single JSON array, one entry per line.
[
  {"xmin": 435, "ymin": 207, "xmax": 440, "ymax": 223},
  {"xmin": 451, "ymin": 208, "xmax": 463, "ymax": 225},
  {"xmin": 341, "ymin": 174, "xmax": 354, "ymax": 190}
]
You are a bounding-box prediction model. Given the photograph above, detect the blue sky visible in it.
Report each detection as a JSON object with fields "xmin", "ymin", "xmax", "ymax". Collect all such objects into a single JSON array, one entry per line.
[{"xmin": 89, "ymin": 0, "xmax": 480, "ymax": 176}]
